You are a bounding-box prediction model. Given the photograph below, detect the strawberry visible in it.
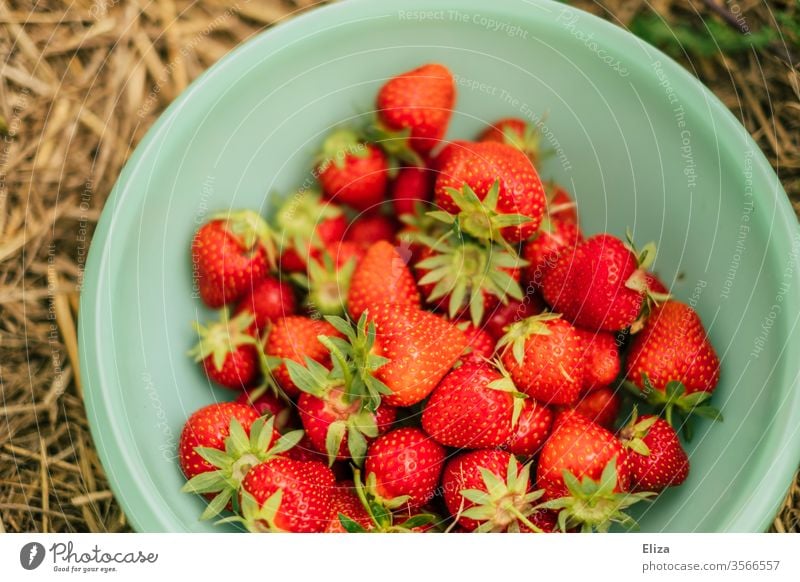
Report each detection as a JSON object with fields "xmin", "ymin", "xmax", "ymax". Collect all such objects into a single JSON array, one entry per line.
[
  {"xmin": 422, "ymin": 360, "xmax": 526, "ymax": 449},
  {"xmin": 478, "ymin": 117, "xmax": 545, "ymax": 168},
  {"xmin": 646, "ymin": 272, "xmax": 670, "ymax": 295},
  {"xmin": 560, "ymin": 387, "xmax": 621, "ymax": 430},
  {"xmin": 263, "ymin": 316, "xmax": 342, "ymax": 397},
  {"xmin": 522, "ymin": 218, "xmax": 583, "ymax": 288},
  {"xmin": 368, "ymin": 302, "xmax": 468, "ymax": 406},
  {"xmin": 391, "ymin": 165, "xmax": 433, "ymax": 216},
  {"xmin": 188, "ymin": 310, "xmax": 260, "ymax": 390},
  {"xmin": 441, "ymin": 450, "xmax": 544, "ymax": 532},
  {"xmin": 456, "ymin": 320, "xmax": 496, "ymax": 361},
  {"xmin": 234, "ymin": 275, "xmax": 296, "ymax": 335},
  {"xmin": 345, "ymin": 214, "xmax": 398, "ymax": 247},
  {"xmin": 364, "ymin": 427, "xmax": 445, "ymax": 509},
  {"xmin": 413, "ymin": 233, "xmax": 525, "ymax": 325},
  {"xmin": 620, "ymin": 410, "xmax": 690, "ymax": 493},
  {"xmin": 274, "ymin": 190, "xmax": 347, "ymax": 272},
  {"xmin": 503, "ymin": 397, "xmax": 554, "ymax": 456},
  {"xmin": 317, "ymin": 130, "xmax": 388, "ymax": 212},
  {"xmin": 233, "ymin": 457, "xmax": 335, "ymax": 532},
  {"xmin": 544, "ymin": 181, "xmax": 579, "ymax": 225},
  {"xmin": 542, "ymin": 233, "xmax": 659, "ymax": 331},
  {"xmin": 483, "ymin": 294, "xmax": 546, "ymax": 340},
  {"xmin": 191, "ymin": 210, "xmax": 276, "ymax": 308},
  {"xmin": 375, "ymin": 63, "xmax": 455, "ymax": 157},
  {"xmin": 235, "ymin": 388, "xmax": 292, "ymax": 432},
  {"xmin": 292, "ymin": 247, "xmax": 360, "ymax": 318},
  {"xmin": 575, "ymin": 329, "xmax": 621, "ymax": 392},
  {"xmin": 625, "ymin": 301, "xmax": 721, "ymax": 428},
  {"xmin": 497, "ymin": 313, "xmax": 584, "ymax": 406},
  {"xmin": 434, "ymin": 141, "xmax": 546, "ymax": 242},
  {"xmin": 325, "ymin": 484, "xmax": 373, "ymax": 533},
  {"xmin": 347, "ymin": 240, "xmax": 421, "ymax": 320}
]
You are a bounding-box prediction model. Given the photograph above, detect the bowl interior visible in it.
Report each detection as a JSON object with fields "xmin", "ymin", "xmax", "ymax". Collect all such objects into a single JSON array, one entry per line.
[{"xmin": 81, "ymin": 0, "xmax": 800, "ymax": 532}]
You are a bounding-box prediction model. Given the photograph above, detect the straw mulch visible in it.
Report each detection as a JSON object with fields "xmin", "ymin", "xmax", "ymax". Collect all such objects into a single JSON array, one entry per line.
[{"xmin": 0, "ymin": 0, "xmax": 798, "ymax": 533}]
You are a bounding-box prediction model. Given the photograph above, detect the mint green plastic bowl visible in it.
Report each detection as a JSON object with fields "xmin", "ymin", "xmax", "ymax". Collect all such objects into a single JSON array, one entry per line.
[{"xmin": 80, "ymin": 0, "xmax": 800, "ymax": 532}]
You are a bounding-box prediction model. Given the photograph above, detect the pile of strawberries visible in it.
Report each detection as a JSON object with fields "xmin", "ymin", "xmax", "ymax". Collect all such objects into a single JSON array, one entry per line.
[{"xmin": 179, "ymin": 64, "xmax": 722, "ymax": 533}]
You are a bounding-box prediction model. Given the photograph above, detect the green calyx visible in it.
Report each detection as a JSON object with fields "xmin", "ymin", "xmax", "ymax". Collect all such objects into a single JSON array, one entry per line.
[
  {"xmin": 415, "ymin": 231, "xmax": 527, "ymax": 325},
  {"xmin": 496, "ymin": 311, "xmax": 562, "ymax": 365},
  {"xmin": 217, "ymin": 489, "xmax": 285, "ymax": 533},
  {"xmin": 273, "ymin": 190, "xmax": 342, "ymax": 255},
  {"xmin": 618, "ymin": 406, "xmax": 659, "ymax": 456},
  {"xmin": 431, "ymin": 181, "xmax": 533, "ymax": 251},
  {"xmin": 292, "ymin": 251, "xmax": 357, "ymax": 317},
  {"xmin": 188, "ymin": 309, "xmax": 258, "ymax": 372},
  {"xmin": 501, "ymin": 122, "xmax": 554, "ymax": 167},
  {"xmin": 623, "ymin": 229, "xmax": 671, "ymax": 333},
  {"xmin": 316, "ymin": 128, "xmax": 370, "ymax": 171},
  {"xmin": 339, "ymin": 469, "xmax": 440, "ymax": 533},
  {"xmin": 366, "ymin": 119, "xmax": 424, "ymax": 170},
  {"xmin": 181, "ymin": 415, "xmax": 304, "ymax": 520},
  {"xmin": 624, "ymin": 374, "xmax": 722, "ymax": 441},
  {"xmin": 539, "ymin": 457, "xmax": 655, "ymax": 533},
  {"xmin": 486, "ymin": 358, "xmax": 528, "ymax": 429},
  {"xmin": 459, "ymin": 458, "xmax": 545, "ymax": 533},
  {"xmin": 211, "ymin": 209, "xmax": 277, "ymax": 269}
]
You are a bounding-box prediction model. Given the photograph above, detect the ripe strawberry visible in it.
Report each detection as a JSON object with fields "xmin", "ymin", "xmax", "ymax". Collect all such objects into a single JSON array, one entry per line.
[
  {"xmin": 456, "ymin": 320, "xmax": 496, "ymax": 361},
  {"xmin": 364, "ymin": 427, "xmax": 445, "ymax": 509},
  {"xmin": 274, "ymin": 190, "xmax": 347, "ymax": 272},
  {"xmin": 504, "ymin": 397, "xmax": 554, "ymax": 456},
  {"xmin": 483, "ymin": 294, "xmax": 546, "ymax": 340},
  {"xmin": 188, "ymin": 311, "xmax": 260, "ymax": 390},
  {"xmin": 625, "ymin": 301, "xmax": 721, "ymax": 426},
  {"xmin": 497, "ymin": 313, "xmax": 584, "ymax": 406},
  {"xmin": 235, "ymin": 388, "xmax": 292, "ymax": 432},
  {"xmin": 414, "ymin": 234, "xmax": 525, "ymax": 325},
  {"xmin": 236, "ymin": 457, "xmax": 335, "ymax": 532},
  {"xmin": 191, "ymin": 210, "xmax": 275, "ymax": 308},
  {"xmin": 575, "ymin": 329, "xmax": 621, "ymax": 392},
  {"xmin": 345, "ymin": 214, "xmax": 398, "ymax": 247},
  {"xmin": 620, "ymin": 411, "xmax": 690, "ymax": 493},
  {"xmin": 544, "ymin": 181, "xmax": 579, "ymax": 224},
  {"xmin": 441, "ymin": 450, "xmax": 544, "ymax": 532},
  {"xmin": 559, "ymin": 387, "xmax": 621, "ymax": 430},
  {"xmin": 646, "ymin": 272, "xmax": 670, "ymax": 295},
  {"xmin": 347, "ymin": 240, "xmax": 421, "ymax": 320},
  {"xmin": 325, "ymin": 484, "xmax": 373, "ymax": 533},
  {"xmin": 537, "ymin": 410, "xmax": 630, "ymax": 500},
  {"xmin": 264, "ymin": 316, "xmax": 342, "ymax": 397},
  {"xmin": 376, "ymin": 63, "xmax": 455, "ymax": 157},
  {"xmin": 368, "ymin": 302, "xmax": 468, "ymax": 406},
  {"xmin": 478, "ymin": 117, "xmax": 545, "ymax": 167},
  {"xmin": 234, "ymin": 275, "xmax": 296, "ymax": 335},
  {"xmin": 542, "ymin": 233, "xmax": 656, "ymax": 331},
  {"xmin": 434, "ymin": 141, "xmax": 546, "ymax": 242},
  {"xmin": 523, "ymin": 218, "xmax": 583, "ymax": 288},
  {"xmin": 317, "ymin": 130, "xmax": 389, "ymax": 211},
  {"xmin": 327, "ymin": 240, "xmax": 367, "ymax": 269},
  {"xmin": 391, "ymin": 165, "xmax": 432, "ymax": 216},
  {"xmin": 422, "ymin": 360, "xmax": 525, "ymax": 449}
]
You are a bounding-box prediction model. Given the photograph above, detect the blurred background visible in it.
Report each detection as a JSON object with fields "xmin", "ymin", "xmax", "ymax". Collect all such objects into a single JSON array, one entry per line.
[{"xmin": 0, "ymin": 0, "xmax": 797, "ymax": 532}]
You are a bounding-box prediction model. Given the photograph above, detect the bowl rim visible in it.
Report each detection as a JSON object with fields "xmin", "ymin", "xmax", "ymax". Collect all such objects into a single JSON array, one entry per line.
[{"xmin": 79, "ymin": 0, "xmax": 800, "ymax": 532}]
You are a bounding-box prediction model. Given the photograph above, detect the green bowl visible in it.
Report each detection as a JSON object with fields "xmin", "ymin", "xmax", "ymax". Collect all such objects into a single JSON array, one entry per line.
[{"xmin": 80, "ymin": 0, "xmax": 800, "ymax": 532}]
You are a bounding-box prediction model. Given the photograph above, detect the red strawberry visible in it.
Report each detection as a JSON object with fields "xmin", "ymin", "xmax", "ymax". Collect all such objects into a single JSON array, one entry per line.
[
  {"xmin": 317, "ymin": 130, "xmax": 389, "ymax": 211},
  {"xmin": 542, "ymin": 233, "xmax": 655, "ymax": 331},
  {"xmin": 325, "ymin": 484, "xmax": 373, "ymax": 533},
  {"xmin": 537, "ymin": 409, "xmax": 630, "ymax": 500},
  {"xmin": 441, "ymin": 449, "xmax": 544, "ymax": 532},
  {"xmin": 478, "ymin": 117, "xmax": 545, "ymax": 167},
  {"xmin": 434, "ymin": 141, "xmax": 546, "ymax": 242},
  {"xmin": 274, "ymin": 190, "xmax": 347, "ymax": 272},
  {"xmin": 327, "ymin": 240, "xmax": 367, "ymax": 269},
  {"xmin": 498, "ymin": 313, "xmax": 584, "ymax": 406},
  {"xmin": 368, "ymin": 302, "xmax": 468, "ymax": 406},
  {"xmin": 376, "ymin": 63, "xmax": 455, "ymax": 157},
  {"xmin": 483, "ymin": 294, "xmax": 546, "ymax": 340},
  {"xmin": 391, "ymin": 165, "xmax": 433, "ymax": 216},
  {"xmin": 345, "ymin": 214, "xmax": 398, "ymax": 247},
  {"xmin": 456, "ymin": 320, "xmax": 496, "ymax": 361},
  {"xmin": 620, "ymin": 411, "xmax": 690, "ymax": 493},
  {"xmin": 347, "ymin": 240, "xmax": 421, "ymax": 320},
  {"xmin": 364, "ymin": 427, "xmax": 445, "ymax": 509},
  {"xmin": 625, "ymin": 301, "xmax": 721, "ymax": 425},
  {"xmin": 504, "ymin": 398, "xmax": 554, "ymax": 456},
  {"xmin": 189, "ymin": 311, "xmax": 260, "ymax": 390},
  {"xmin": 237, "ymin": 458, "xmax": 335, "ymax": 532},
  {"xmin": 523, "ymin": 218, "xmax": 583, "ymax": 288},
  {"xmin": 544, "ymin": 181, "xmax": 579, "ymax": 225},
  {"xmin": 414, "ymin": 237, "xmax": 524, "ymax": 325},
  {"xmin": 264, "ymin": 316, "xmax": 342, "ymax": 397},
  {"xmin": 645, "ymin": 272, "xmax": 669, "ymax": 295},
  {"xmin": 422, "ymin": 360, "xmax": 525, "ymax": 449},
  {"xmin": 575, "ymin": 329, "xmax": 621, "ymax": 392},
  {"xmin": 234, "ymin": 275, "xmax": 296, "ymax": 335},
  {"xmin": 560, "ymin": 387, "xmax": 621, "ymax": 430},
  {"xmin": 235, "ymin": 389, "xmax": 292, "ymax": 432},
  {"xmin": 284, "ymin": 434, "xmax": 328, "ymax": 464},
  {"xmin": 191, "ymin": 210, "xmax": 275, "ymax": 308}
]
